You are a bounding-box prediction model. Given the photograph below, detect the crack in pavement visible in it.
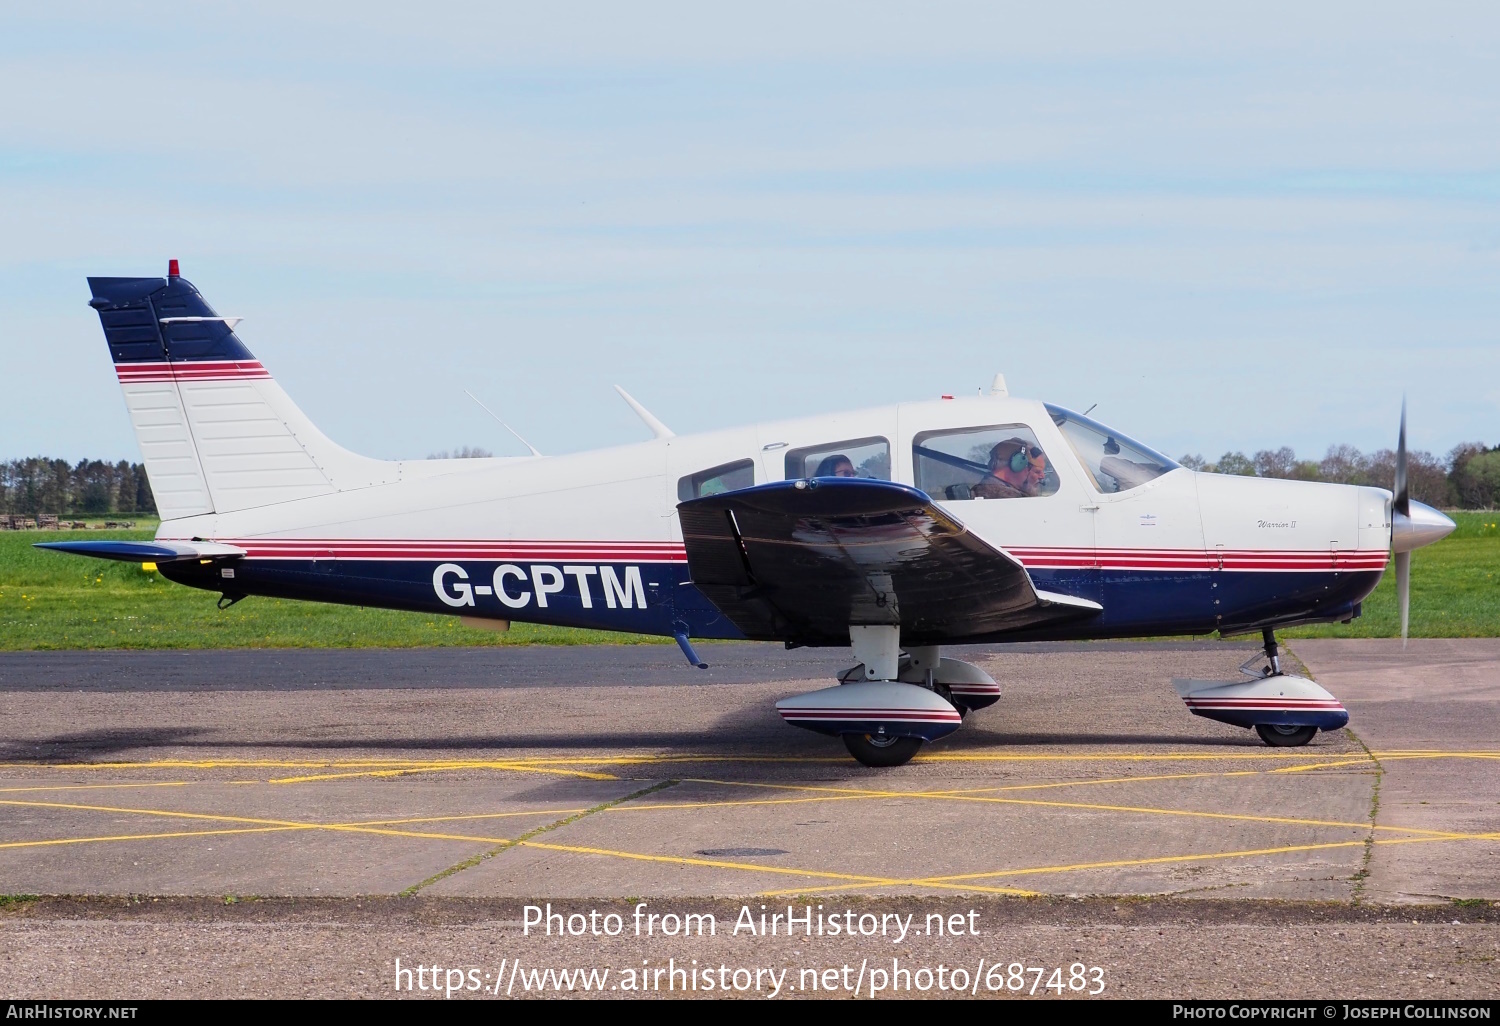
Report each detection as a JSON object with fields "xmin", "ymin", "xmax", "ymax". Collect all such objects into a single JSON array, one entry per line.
[{"xmin": 398, "ymin": 779, "xmax": 681, "ymax": 897}]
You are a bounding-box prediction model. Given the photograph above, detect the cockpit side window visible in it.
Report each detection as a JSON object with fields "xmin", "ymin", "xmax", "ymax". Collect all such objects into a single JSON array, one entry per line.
[
  {"xmin": 784, "ymin": 437, "xmax": 890, "ymax": 481},
  {"xmin": 678, "ymin": 459, "xmax": 755, "ymax": 502},
  {"xmin": 1045, "ymin": 404, "xmax": 1178, "ymax": 494},
  {"xmin": 913, "ymin": 424, "xmax": 1060, "ymax": 501}
]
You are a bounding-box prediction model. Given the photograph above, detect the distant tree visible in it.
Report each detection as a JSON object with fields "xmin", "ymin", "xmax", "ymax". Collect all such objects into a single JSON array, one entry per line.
[
  {"xmin": 1215, "ymin": 451, "xmax": 1256, "ymax": 476},
  {"xmin": 0, "ymin": 457, "xmax": 155, "ymax": 515},
  {"xmin": 111, "ymin": 460, "xmax": 134, "ymax": 512},
  {"xmin": 44, "ymin": 458, "xmax": 70, "ymax": 514},
  {"xmin": 1448, "ymin": 443, "xmax": 1495, "ymax": 509},
  {"xmin": 1412, "ymin": 451, "xmax": 1453, "ymax": 507},
  {"xmin": 133, "ymin": 464, "xmax": 156, "ymax": 513},
  {"xmin": 1253, "ymin": 447, "xmax": 1298, "ymax": 479},
  {"xmin": 75, "ymin": 459, "xmax": 112, "ymax": 514},
  {"xmin": 1290, "ymin": 460, "xmax": 1323, "ymax": 481},
  {"xmin": 1469, "ymin": 452, "xmax": 1500, "ymax": 508},
  {"xmin": 1178, "ymin": 454, "xmax": 1208, "ymax": 471},
  {"xmin": 1318, "ymin": 444, "xmax": 1370, "ymax": 485},
  {"xmin": 1449, "ymin": 447, "xmax": 1500, "ymax": 509},
  {"xmin": 1365, "ymin": 448, "xmax": 1449, "ymax": 507},
  {"xmin": 427, "ymin": 446, "xmax": 495, "ymax": 460}
]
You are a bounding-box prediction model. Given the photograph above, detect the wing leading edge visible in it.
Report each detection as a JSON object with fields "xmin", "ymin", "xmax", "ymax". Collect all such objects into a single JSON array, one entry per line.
[{"xmin": 677, "ymin": 478, "xmax": 1101, "ymax": 646}]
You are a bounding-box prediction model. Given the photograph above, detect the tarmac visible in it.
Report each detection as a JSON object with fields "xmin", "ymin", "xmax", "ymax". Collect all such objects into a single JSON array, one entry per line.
[{"xmin": 1, "ymin": 637, "xmax": 1497, "ymax": 998}]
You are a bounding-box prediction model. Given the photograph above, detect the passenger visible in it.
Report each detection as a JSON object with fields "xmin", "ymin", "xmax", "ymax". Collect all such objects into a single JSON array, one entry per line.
[
  {"xmin": 815, "ymin": 454, "xmax": 859, "ymax": 478},
  {"xmin": 971, "ymin": 438, "xmax": 1048, "ymax": 498}
]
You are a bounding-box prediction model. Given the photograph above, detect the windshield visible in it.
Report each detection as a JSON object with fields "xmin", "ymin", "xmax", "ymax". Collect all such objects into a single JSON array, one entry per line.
[{"xmin": 1045, "ymin": 404, "xmax": 1179, "ymax": 494}]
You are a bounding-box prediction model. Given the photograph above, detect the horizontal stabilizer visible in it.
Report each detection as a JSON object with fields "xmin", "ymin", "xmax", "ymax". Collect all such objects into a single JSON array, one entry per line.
[
  {"xmin": 34, "ymin": 540, "xmax": 246, "ymax": 564},
  {"xmin": 677, "ymin": 477, "xmax": 1102, "ymax": 646}
]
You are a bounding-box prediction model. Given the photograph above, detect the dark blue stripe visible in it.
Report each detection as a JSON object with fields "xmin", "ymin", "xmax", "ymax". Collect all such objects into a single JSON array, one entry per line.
[
  {"xmin": 159, "ymin": 558, "xmax": 1382, "ymax": 643},
  {"xmin": 1188, "ymin": 707, "xmax": 1351, "ymax": 730}
]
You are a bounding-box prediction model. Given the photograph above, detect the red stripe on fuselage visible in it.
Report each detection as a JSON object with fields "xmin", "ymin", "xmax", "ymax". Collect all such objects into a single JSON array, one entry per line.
[
  {"xmin": 1008, "ymin": 546, "xmax": 1388, "ymax": 572},
  {"xmin": 199, "ymin": 538, "xmax": 692, "ymax": 562},
  {"xmin": 167, "ymin": 538, "xmax": 1389, "ymax": 572}
]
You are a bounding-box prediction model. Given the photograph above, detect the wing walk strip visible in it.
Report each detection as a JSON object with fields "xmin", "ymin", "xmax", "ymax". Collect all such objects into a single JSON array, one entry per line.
[{"xmin": 3, "ymin": 752, "xmax": 1498, "ymax": 897}]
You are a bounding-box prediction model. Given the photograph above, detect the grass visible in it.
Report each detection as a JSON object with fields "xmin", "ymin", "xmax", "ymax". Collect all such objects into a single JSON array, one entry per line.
[{"xmin": 1, "ymin": 513, "xmax": 1495, "ymax": 650}]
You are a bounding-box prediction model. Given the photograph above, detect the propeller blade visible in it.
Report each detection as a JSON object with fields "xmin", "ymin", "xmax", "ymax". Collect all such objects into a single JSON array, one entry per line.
[
  {"xmin": 1395, "ymin": 549, "xmax": 1410, "ymax": 648},
  {"xmin": 1394, "ymin": 396, "xmax": 1409, "ymax": 519}
]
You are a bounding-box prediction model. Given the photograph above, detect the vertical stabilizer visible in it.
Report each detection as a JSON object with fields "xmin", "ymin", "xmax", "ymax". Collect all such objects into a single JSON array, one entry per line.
[{"xmin": 88, "ymin": 264, "xmax": 397, "ymax": 520}]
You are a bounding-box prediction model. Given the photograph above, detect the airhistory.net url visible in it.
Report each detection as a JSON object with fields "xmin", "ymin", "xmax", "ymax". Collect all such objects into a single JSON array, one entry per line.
[{"xmin": 394, "ymin": 957, "xmax": 1107, "ymax": 997}]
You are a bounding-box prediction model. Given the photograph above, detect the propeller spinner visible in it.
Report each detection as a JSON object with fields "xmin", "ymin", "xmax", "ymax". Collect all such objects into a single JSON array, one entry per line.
[{"xmin": 1389, "ymin": 399, "xmax": 1458, "ymax": 645}]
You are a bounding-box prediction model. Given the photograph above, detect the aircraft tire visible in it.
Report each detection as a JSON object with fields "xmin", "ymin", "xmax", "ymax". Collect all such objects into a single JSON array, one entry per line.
[
  {"xmin": 843, "ymin": 733, "xmax": 922, "ymax": 767},
  {"xmin": 1255, "ymin": 724, "xmax": 1318, "ymax": 747}
]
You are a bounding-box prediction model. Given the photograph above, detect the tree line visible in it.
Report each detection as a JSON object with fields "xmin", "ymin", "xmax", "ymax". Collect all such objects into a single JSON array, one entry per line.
[
  {"xmin": 0, "ymin": 458, "xmax": 156, "ymax": 516},
  {"xmin": 1179, "ymin": 442, "xmax": 1500, "ymax": 508}
]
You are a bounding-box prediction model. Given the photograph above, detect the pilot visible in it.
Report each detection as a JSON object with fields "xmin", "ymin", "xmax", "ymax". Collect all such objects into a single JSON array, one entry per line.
[
  {"xmin": 815, "ymin": 454, "xmax": 859, "ymax": 478},
  {"xmin": 971, "ymin": 438, "xmax": 1047, "ymax": 498}
]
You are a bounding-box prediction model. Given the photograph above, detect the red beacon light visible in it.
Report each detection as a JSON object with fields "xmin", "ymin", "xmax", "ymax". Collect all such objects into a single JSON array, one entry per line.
[
  {"xmin": 168, "ymin": 259, "xmax": 180, "ymax": 278},
  {"xmin": 940, "ymin": 394, "xmax": 954, "ymax": 400}
]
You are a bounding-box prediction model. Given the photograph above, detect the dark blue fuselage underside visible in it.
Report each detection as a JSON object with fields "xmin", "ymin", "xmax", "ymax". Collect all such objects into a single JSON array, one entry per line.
[{"xmin": 160, "ymin": 558, "xmax": 1382, "ymax": 643}]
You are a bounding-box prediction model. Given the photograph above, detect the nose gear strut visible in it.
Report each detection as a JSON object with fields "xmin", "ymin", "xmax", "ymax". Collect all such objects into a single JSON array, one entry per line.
[{"xmin": 1261, "ymin": 627, "xmax": 1282, "ymax": 677}]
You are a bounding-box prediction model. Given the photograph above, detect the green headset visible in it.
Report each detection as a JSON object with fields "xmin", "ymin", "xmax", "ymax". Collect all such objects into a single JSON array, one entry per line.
[{"xmin": 1007, "ymin": 444, "xmax": 1034, "ymax": 473}]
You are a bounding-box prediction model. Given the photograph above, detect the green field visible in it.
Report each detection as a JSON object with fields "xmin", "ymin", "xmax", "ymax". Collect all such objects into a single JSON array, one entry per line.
[{"xmin": 0, "ymin": 514, "xmax": 1495, "ymax": 649}]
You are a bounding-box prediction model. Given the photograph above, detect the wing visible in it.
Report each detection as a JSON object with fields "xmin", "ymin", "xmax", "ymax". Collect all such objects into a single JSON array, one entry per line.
[{"xmin": 677, "ymin": 478, "xmax": 1101, "ymax": 645}]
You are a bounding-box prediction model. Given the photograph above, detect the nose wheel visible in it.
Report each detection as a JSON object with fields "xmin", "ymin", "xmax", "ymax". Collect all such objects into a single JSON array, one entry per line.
[
  {"xmin": 843, "ymin": 733, "xmax": 923, "ymax": 767},
  {"xmin": 1255, "ymin": 723, "xmax": 1318, "ymax": 747}
]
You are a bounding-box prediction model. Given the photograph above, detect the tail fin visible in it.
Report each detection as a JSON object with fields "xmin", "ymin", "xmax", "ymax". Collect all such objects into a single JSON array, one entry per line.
[{"xmin": 88, "ymin": 263, "xmax": 397, "ymax": 521}]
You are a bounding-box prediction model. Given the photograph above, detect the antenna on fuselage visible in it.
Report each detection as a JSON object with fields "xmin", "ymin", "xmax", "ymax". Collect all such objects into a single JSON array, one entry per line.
[
  {"xmin": 1082, "ymin": 403, "xmax": 1098, "ymax": 416},
  {"xmin": 463, "ymin": 390, "xmax": 543, "ymax": 457},
  {"xmin": 613, "ymin": 385, "xmax": 676, "ymax": 439},
  {"xmin": 989, "ymin": 373, "xmax": 1008, "ymax": 396}
]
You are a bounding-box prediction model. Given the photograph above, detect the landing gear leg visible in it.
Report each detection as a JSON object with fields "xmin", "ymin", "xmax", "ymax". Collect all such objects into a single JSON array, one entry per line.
[
  {"xmin": 842, "ymin": 626, "xmax": 927, "ymax": 767},
  {"xmin": 1261, "ymin": 628, "xmax": 1282, "ymax": 677},
  {"xmin": 1253, "ymin": 629, "xmax": 1317, "ymax": 746}
]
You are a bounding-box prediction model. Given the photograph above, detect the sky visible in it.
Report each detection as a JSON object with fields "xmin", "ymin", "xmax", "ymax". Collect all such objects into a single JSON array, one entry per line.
[{"xmin": 2, "ymin": 2, "xmax": 1498, "ymax": 465}]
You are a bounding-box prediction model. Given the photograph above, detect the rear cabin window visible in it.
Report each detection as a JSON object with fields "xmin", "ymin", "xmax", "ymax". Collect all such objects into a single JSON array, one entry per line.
[
  {"xmin": 913, "ymin": 424, "xmax": 1061, "ymax": 501},
  {"xmin": 678, "ymin": 459, "xmax": 755, "ymax": 501},
  {"xmin": 784, "ymin": 437, "xmax": 890, "ymax": 480}
]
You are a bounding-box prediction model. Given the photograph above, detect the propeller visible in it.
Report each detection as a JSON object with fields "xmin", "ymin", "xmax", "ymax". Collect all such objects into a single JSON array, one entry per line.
[
  {"xmin": 1388, "ymin": 398, "xmax": 1457, "ymax": 647},
  {"xmin": 1394, "ymin": 399, "xmax": 1410, "ymax": 646}
]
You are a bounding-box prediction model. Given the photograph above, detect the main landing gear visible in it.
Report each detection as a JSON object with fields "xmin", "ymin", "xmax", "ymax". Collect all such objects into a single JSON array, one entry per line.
[{"xmin": 775, "ymin": 627, "xmax": 997, "ymax": 768}]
